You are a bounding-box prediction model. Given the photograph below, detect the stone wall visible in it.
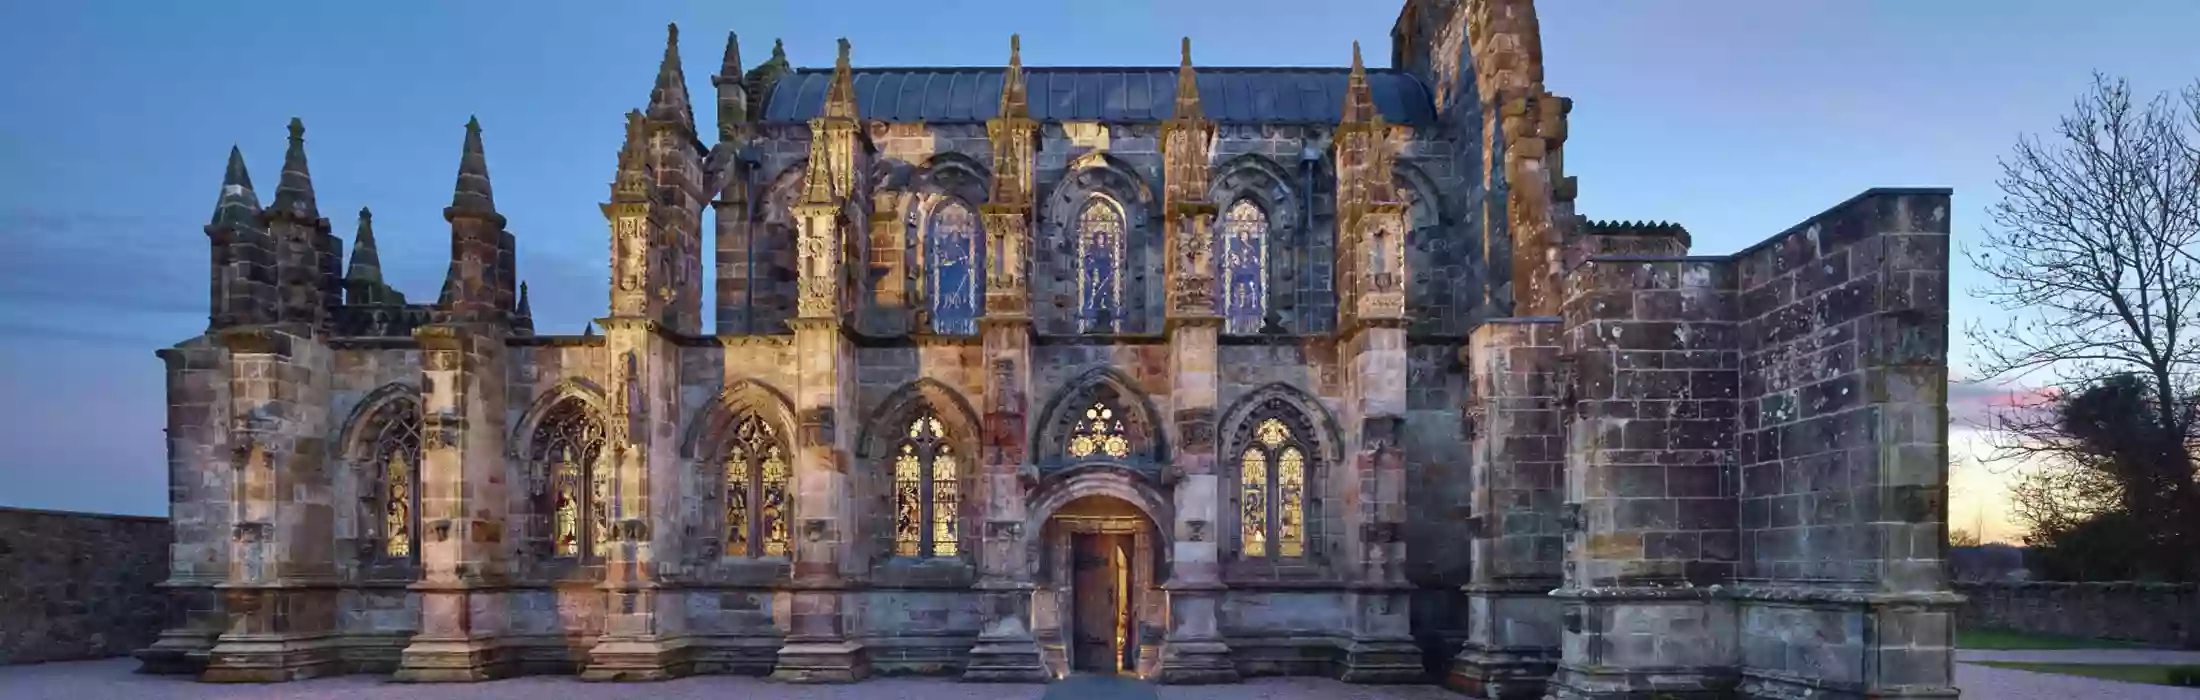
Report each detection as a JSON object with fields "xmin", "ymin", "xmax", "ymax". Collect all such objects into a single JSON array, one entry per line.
[
  {"xmin": 0, "ymin": 507, "xmax": 171, "ymax": 664},
  {"xmin": 1957, "ymin": 582, "xmax": 2198, "ymax": 648}
]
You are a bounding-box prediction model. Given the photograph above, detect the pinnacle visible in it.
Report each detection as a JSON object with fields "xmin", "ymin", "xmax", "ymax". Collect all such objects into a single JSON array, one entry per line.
[
  {"xmin": 771, "ymin": 38, "xmax": 786, "ymax": 62},
  {"xmin": 822, "ymin": 37, "xmax": 858, "ymax": 120},
  {"xmin": 270, "ymin": 117, "xmax": 318, "ymax": 218},
  {"xmin": 1172, "ymin": 37, "xmax": 1203, "ymax": 121},
  {"xmin": 1342, "ymin": 42, "xmax": 1377, "ymax": 124},
  {"xmin": 999, "ymin": 34, "xmax": 1029, "ymax": 118},
  {"xmin": 517, "ymin": 280, "xmax": 533, "ymax": 317},
  {"xmin": 647, "ymin": 22, "xmax": 697, "ymax": 135},
  {"xmin": 209, "ymin": 145, "xmax": 261, "ymax": 227},
  {"xmin": 450, "ymin": 116, "xmax": 495, "ymax": 214},
  {"xmin": 720, "ymin": 30, "xmax": 743, "ymax": 78},
  {"xmin": 347, "ymin": 206, "xmax": 383, "ymax": 284}
]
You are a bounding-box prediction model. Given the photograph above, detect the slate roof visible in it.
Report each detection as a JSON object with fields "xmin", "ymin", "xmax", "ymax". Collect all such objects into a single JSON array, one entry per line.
[{"xmin": 761, "ymin": 67, "xmax": 1437, "ymax": 125}]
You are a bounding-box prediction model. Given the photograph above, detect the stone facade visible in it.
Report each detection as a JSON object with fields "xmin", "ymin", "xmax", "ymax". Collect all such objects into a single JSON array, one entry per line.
[
  {"xmin": 1957, "ymin": 582, "xmax": 2198, "ymax": 648},
  {"xmin": 141, "ymin": 1, "xmax": 1956, "ymax": 697},
  {"xmin": 0, "ymin": 507, "xmax": 171, "ymax": 665}
]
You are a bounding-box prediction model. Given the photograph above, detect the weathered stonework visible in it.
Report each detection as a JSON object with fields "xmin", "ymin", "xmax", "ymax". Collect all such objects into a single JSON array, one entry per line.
[
  {"xmin": 0, "ymin": 508, "xmax": 171, "ymax": 666},
  {"xmin": 142, "ymin": 3, "xmax": 1953, "ymax": 697}
]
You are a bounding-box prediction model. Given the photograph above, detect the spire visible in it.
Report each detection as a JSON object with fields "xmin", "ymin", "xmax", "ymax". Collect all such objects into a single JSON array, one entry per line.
[
  {"xmin": 1341, "ymin": 41, "xmax": 1377, "ymax": 124},
  {"xmin": 1172, "ymin": 37, "xmax": 1203, "ymax": 121},
  {"xmin": 998, "ymin": 34, "xmax": 1028, "ymax": 119},
  {"xmin": 646, "ymin": 23, "xmax": 697, "ymax": 136},
  {"xmin": 742, "ymin": 38, "xmax": 791, "ymax": 120},
  {"xmin": 450, "ymin": 116, "xmax": 496, "ymax": 215},
  {"xmin": 615, "ymin": 110, "xmax": 651, "ymax": 199},
  {"xmin": 347, "ymin": 207, "xmax": 382, "ymax": 284},
  {"xmin": 269, "ymin": 118, "xmax": 319, "ymax": 219},
  {"xmin": 514, "ymin": 281, "xmax": 535, "ymax": 335},
  {"xmin": 517, "ymin": 281, "xmax": 533, "ymax": 317},
  {"xmin": 822, "ymin": 38, "xmax": 858, "ymax": 120},
  {"xmin": 720, "ymin": 30, "xmax": 744, "ymax": 79},
  {"xmin": 209, "ymin": 146, "xmax": 261, "ymax": 227}
]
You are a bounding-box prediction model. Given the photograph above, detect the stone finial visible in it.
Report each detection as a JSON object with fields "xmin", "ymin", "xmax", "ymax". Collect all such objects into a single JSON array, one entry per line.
[
  {"xmin": 999, "ymin": 34, "xmax": 1028, "ymax": 118},
  {"xmin": 822, "ymin": 37, "xmax": 857, "ymax": 120},
  {"xmin": 513, "ymin": 280, "xmax": 535, "ymax": 335},
  {"xmin": 743, "ymin": 38, "xmax": 792, "ymax": 119},
  {"xmin": 269, "ymin": 117, "xmax": 318, "ymax": 219},
  {"xmin": 450, "ymin": 116, "xmax": 495, "ymax": 214},
  {"xmin": 1172, "ymin": 37, "xmax": 1203, "ymax": 121},
  {"xmin": 347, "ymin": 206, "xmax": 382, "ymax": 284},
  {"xmin": 1341, "ymin": 41, "xmax": 1376, "ymax": 124},
  {"xmin": 209, "ymin": 145, "xmax": 261, "ymax": 227},
  {"xmin": 646, "ymin": 22, "xmax": 697, "ymax": 136},
  {"xmin": 517, "ymin": 280, "xmax": 533, "ymax": 317}
]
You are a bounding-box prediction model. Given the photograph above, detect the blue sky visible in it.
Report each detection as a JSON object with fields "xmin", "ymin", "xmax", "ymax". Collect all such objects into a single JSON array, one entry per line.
[{"xmin": 3, "ymin": 0, "xmax": 2198, "ymax": 519}]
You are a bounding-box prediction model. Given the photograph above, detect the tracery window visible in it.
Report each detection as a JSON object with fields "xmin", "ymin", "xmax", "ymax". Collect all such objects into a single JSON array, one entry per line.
[
  {"xmin": 1239, "ymin": 418, "xmax": 1307, "ymax": 558},
  {"xmin": 1077, "ymin": 197, "xmax": 1125, "ymax": 333},
  {"xmin": 927, "ymin": 200, "xmax": 983, "ymax": 335},
  {"xmin": 531, "ymin": 400, "xmax": 608, "ymax": 560},
  {"xmin": 722, "ymin": 414, "xmax": 791, "ymax": 558},
  {"xmin": 1221, "ymin": 199, "xmax": 1269, "ymax": 335},
  {"xmin": 893, "ymin": 414, "xmax": 960, "ymax": 558},
  {"xmin": 1068, "ymin": 400, "xmax": 1130, "ymax": 459},
  {"xmin": 369, "ymin": 400, "xmax": 422, "ymax": 559}
]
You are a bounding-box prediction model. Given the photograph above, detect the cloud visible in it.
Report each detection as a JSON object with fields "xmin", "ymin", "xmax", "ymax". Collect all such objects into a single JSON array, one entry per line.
[{"xmin": 1947, "ymin": 374, "xmax": 2054, "ymax": 430}]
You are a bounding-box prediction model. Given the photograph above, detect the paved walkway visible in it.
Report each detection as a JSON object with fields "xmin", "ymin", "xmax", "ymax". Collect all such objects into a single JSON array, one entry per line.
[
  {"xmin": 7, "ymin": 657, "xmax": 2199, "ymax": 699},
  {"xmin": 1960, "ymin": 648, "xmax": 2200, "ymax": 665}
]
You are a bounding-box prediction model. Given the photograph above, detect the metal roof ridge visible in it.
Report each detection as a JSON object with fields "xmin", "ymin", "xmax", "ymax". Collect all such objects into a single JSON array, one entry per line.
[{"xmin": 784, "ymin": 65, "xmax": 1418, "ymax": 74}]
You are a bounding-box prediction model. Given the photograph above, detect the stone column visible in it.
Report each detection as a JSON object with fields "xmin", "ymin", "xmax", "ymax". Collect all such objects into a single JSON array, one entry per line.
[
  {"xmin": 773, "ymin": 316, "xmax": 867, "ymax": 682},
  {"xmin": 1545, "ymin": 257, "xmax": 1741, "ymax": 699},
  {"xmin": 1337, "ymin": 321, "xmax": 1423, "ymax": 683},
  {"xmin": 1446, "ymin": 319, "xmax": 1564, "ymax": 698},
  {"xmin": 200, "ymin": 327, "xmax": 342, "ymax": 682},
  {"xmin": 137, "ymin": 343, "xmax": 234, "ymax": 675},
  {"xmin": 1154, "ymin": 315, "xmax": 1238, "ymax": 684},
  {"xmin": 392, "ymin": 324, "xmax": 514, "ymax": 681},
  {"xmin": 580, "ymin": 319, "xmax": 689, "ymax": 680},
  {"xmin": 963, "ymin": 314, "xmax": 1048, "ymax": 681}
]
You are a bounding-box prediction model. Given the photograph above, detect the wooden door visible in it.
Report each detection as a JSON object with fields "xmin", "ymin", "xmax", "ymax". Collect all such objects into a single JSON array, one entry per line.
[{"xmin": 1070, "ymin": 532, "xmax": 1126, "ymax": 672}]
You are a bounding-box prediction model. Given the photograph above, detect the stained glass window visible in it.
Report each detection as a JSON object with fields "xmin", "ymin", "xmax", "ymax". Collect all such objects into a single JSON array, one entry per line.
[
  {"xmin": 532, "ymin": 400, "xmax": 605, "ymax": 560},
  {"xmin": 1240, "ymin": 417, "xmax": 1308, "ymax": 559},
  {"xmin": 1221, "ymin": 199, "xmax": 1268, "ymax": 335},
  {"xmin": 723, "ymin": 415, "xmax": 790, "ymax": 557},
  {"xmin": 371, "ymin": 400, "xmax": 422, "ymax": 559},
  {"xmin": 928, "ymin": 200, "xmax": 982, "ymax": 335},
  {"xmin": 894, "ymin": 414, "xmax": 959, "ymax": 557},
  {"xmin": 1077, "ymin": 197, "xmax": 1125, "ymax": 333},
  {"xmin": 1068, "ymin": 401, "xmax": 1130, "ymax": 459}
]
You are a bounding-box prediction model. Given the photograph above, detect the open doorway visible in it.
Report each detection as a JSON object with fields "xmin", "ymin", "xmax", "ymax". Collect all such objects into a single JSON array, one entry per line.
[
  {"xmin": 1039, "ymin": 494, "xmax": 1159, "ymax": 678},
  {"xmin": 1070, "ymin": 532, "xmax": 1130, "ymax": 672}
]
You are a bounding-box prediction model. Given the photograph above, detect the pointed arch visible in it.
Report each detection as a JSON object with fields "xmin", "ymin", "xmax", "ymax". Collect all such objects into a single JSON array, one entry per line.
[
  {"xmin": 1218, "ymin": 382, "xmax": 1342, "ymax": 568},
  {"xmin": 512, "ymin": 378, "xmax": 612, "ymax": 561},
  {"xmin": 1041, "ymin": 153, "xmax": 1158, "ymax": 335},
  {"xmin": 859, "ymin": 378, "xmax": 983, "ymax": 560},
  {"xmin": 1033, "ymin": 366, "xmax": 1166, "ymax": 475},
  {"xmin": 1393, "ymin": 159, "xmax": 1470, "ymax": 333},
  {"xmin": 681, "ymin": 378, "xmax": 799, "ymax": 460},
  {"xmin": 338, "ymin": 382, "xmax": 423, "ymax": 565}
]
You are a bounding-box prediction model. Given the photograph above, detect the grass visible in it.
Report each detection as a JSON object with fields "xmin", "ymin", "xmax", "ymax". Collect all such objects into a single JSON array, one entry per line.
[
  {"xmin": 1957, "ymin": 628, "xmax": 2153, "ymax": 650},
  {"xmin": 1972, "ymin": 661, "xmax": 2195, "ymax": 687}
]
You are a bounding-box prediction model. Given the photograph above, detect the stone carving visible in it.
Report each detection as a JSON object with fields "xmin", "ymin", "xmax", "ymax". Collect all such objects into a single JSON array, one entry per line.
[
  {"xmin": 799, "ymin": 406, "xmax": 836, "ymax": 448},
  {"xmin": 802, "ymin": 518, "xmax": 831, "ymax": 543},
  {"xmin": 231, "ymin": 521, "xmax": 271, "ymax": 543},
  {"xmin": 1187, "ymin": 519, "xmax": 1209, "ymax": 543},
  {"xmin": 1175, "ymin": 407, "xmax": 1216, "ymax": 453}
]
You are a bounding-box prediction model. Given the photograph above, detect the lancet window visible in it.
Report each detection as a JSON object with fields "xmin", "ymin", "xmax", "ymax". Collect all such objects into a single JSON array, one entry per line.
[
  {"xmin": 1239, "ymin": 417, "xmax": 1308, "ymax": 558},
  {"xmin": 722, "ymin": 414, "xmax": 791, "ymax": 557},
  {"xmin": 893, "ymin": 414, "xmax": 960, "ymax": 558},
  {"xmin": 1077, "ymin": 197, "xmax": 1125, "ymax": 333},
  {"xmin": 532, "ymin": 400, "xmax": 608, "ymax": 560},
  {"xmin": 1221, "ymin": 198, "xmax": 1269, "ymax": 334},
  {"xmin": 369, "ymin": 400, "xmax": 422, "ymax": 559},
  {"xmin": 927, "ymin": 199, "xmax": 983, "ymax": 335}
]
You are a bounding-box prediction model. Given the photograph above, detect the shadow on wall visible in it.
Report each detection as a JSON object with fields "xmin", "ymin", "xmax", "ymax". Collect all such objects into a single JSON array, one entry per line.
[{"xmin": 0, "ymin": 507, "xmax": 171, "ymax": 665}]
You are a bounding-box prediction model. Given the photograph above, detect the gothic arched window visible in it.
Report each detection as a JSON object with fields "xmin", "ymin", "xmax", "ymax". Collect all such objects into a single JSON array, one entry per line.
[
  {"xmin": 722, "ymin": 414, "xmax": 791, "ymax": 557},
  {"xmin": 1068, "ymin": 400, "xmax": 1130, "ymax": 459},
  {"xmin": 369, "ymin": 400, "xmax": 422, "ymax": 559},
  {"xmin": 1221, "ymin": 199, "xmax": 1269, "ymax": 334},
  {"xmin": 893, "ymin": 414, "xmax": 960, "ymax": 558},
  {"xmin": 928, "ymin": 200, "xmax": 983, "ymax": 335},
  {"xmin": 1239, "ymin": 418, "xmax": 1308, "ymax": 558},
  {"xmin": 531, "ymin": 400, "xmax": 608, "ymax": 560},
  {"xmin": 1077, "ymin": 197, "xmax": 1125, "ymax": 333}
]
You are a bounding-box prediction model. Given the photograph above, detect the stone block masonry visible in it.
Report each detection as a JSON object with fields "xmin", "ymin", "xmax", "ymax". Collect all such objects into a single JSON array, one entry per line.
[
  {"xmin": 1957, "ymin": 582, "xmax": 2199, "ymax": 648},
  {"xmin": 0, "ymin": 507, "xmax": 172, "ymax": 665}
]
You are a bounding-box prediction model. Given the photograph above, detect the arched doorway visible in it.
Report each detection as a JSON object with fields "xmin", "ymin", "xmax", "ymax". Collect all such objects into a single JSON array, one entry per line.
[{"xmin": 1035, "ymin": 494, "xmax": 1163, "ymax": 677}]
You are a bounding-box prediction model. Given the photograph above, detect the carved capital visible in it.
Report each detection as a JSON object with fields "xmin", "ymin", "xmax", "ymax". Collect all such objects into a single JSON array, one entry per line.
[
  {"xmin": 1360, "ymin": 415, "xmax": 1405, "ymax": 452},
  {"xmin": 799, "ymin": 407, "xmax": 837, "ymax": 448},
  {"xmin": 1174, "ymin": 407, "xmax": 1217, "ymax": 453}
]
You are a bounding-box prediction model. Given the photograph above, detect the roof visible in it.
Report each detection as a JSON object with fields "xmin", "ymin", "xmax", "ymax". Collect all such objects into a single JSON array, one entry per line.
[{"xmin": 762, "ymin": 67, "xmax": 1436, "ymax": 125}]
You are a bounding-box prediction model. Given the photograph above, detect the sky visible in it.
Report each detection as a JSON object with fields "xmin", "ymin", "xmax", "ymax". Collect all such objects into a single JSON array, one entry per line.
[{"xmin": 3, "ymin": 1, "xmax": 2199, "ymax": 536}]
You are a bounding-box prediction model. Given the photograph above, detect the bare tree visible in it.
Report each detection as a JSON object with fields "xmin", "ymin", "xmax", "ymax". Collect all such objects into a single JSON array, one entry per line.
[{"xmin": 1968, "ymin": 75, "xmax": 2200, "ymax": 585}]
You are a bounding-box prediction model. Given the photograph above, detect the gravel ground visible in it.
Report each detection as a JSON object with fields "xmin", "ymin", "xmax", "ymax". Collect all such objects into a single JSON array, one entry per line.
[
  {"xmin": 6, "ymin": 657, "xmax": 2195, "ymax": 699},
  {"xmin": 1959, "ymin": 649, "xmax": 2200, "ymax": 666}
]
